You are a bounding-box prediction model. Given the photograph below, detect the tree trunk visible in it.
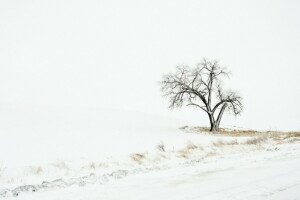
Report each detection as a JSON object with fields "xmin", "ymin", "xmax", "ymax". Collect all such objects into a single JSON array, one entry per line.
[
  {"xmin": 216, "ymin": 103, "xmax": 227, "ymax": 130},
  {"xmin": 210, "ymin": 123, "xmax": 217, "ymax": 132},
  {"xmin": 208, "ymin": 113, "xmax": 217, "ymax": 132}
]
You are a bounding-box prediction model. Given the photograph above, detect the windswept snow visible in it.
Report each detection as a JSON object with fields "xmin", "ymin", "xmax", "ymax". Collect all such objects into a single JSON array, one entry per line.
[{"xmin": 0, "ymin": 105, "xmax": 300, "ymax": 199}]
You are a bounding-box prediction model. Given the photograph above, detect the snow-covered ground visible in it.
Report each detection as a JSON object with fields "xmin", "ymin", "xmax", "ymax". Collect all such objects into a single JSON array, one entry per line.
[{"xmin": 0, "ymin": 105, "xmax": 299, "ymax": 199}]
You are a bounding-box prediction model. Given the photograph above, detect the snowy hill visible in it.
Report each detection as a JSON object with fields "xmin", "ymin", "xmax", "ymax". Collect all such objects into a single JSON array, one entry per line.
[
  {"xmin": 0, "ymin": 104, "xmax": 184, "ymax": 163},
  {"xmin": 0, "ymin": 104, "xmax": 300, "ymax": 199},
  {"xmin": 0, "ymin": 104, "xmax": 188, "ymax": 188}
]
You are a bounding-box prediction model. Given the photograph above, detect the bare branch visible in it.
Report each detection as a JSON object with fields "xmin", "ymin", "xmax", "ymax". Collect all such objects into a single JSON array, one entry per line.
[{"xmin": 186, "ymin": 103, "xmax": 208, "ymax": 113}]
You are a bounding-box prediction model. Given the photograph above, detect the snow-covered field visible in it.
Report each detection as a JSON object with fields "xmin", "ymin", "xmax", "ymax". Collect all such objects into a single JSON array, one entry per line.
[{"xmin": 0, "ymin": 105, "xmax": 300, "ymax": 199}]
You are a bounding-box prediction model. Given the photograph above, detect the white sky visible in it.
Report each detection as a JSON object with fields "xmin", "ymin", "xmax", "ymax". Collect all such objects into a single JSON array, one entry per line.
[{"xmin": 0, "ymin": 0, "xmax": 299, "ymax": 131}]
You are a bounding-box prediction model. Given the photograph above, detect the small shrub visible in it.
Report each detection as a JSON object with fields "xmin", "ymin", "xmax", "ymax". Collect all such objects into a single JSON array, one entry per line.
[{"xmin": 156, "ymin": 143, "xmax": 165, "ymax": 152}]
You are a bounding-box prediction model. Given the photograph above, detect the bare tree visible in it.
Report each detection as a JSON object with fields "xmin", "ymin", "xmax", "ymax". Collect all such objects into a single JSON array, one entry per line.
[{"xmin": 160, "ymin": 58, "xmax": 243, "ymax": 131}]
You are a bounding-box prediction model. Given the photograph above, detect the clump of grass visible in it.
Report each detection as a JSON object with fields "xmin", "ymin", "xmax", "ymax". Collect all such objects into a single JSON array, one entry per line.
[
  {"xmin": 227, "ymin": 139, "xmax": 239, "ymax": 145},
  {"xmin": 28, "ymin": 166, "xmax": 43, "ymax": 175},
  {"xmin": 186, "ymin": 142, "xmax": 198, "ymax": 150},
  {"xmin": 130, "ymin": 153, "xmax": 145, "ymax": 163},
  {"xmin": 88, "ymin": 162, "xmax": 96, "ymax": 169},
  {"xmin": 212, "ymin": 139, "xmax": 239, "ymax": 146},
  {"xmin": 51, "ymin": 161, "xmax": 69, "ymax": 170},
  {"xmin": 288, "ymin": 138, "xmax": 300, "ymax": 143},
  {"xmin": 254, "ymin": 145, "xmax": 265, "ymax": 150},
  {"xmin": 282, "ymin": 132, "xmax": 300, "ymax": 138},
  {"xmin": 290, "ymin": 132, "xmax": 300, "ymax": 137},
  {"xmin": 244, "ymin": 136, "xmax": 267, "ymax": 145},
  {"xmin": 205, "ymin": 151, "xmax": 218, "ymax": 157},
  {"xmin": 177, "ymin": 149, "xmax": 190, "ymax": 158},
  {"xmin": 179, "ymin": 125, "xmax": 189, "ymax": 130},
  {"xmin": 191, "ymin": 126, "xmax": 211, "ymax": 132},
  {"xmin": 267, "ymin": 131, "xmax": 300, "ymax": 144},
  {"xmin": 212, "ymin": 140, "xmax": 226, "ymax": 146}
]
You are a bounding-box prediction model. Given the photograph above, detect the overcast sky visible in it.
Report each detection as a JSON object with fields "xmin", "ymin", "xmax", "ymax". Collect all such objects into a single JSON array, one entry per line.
[{"xmin": 0, "ymin": 0, "xmax": 299, "ymax": 131}]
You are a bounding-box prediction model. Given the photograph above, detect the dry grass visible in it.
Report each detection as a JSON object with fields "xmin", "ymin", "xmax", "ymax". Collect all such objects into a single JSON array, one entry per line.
[
  {"xmin": 51, "ymin": 161, "xmax": 69, "ymax": 170},
  {"xmin": 88, "ymin": 162, "xmax": 96, "ymax": 169},
  {"xmin": 281, "ymin": 131, "xmax": 300, "ymax": 138},
  {"xmin": 130, "ymin": 153, "xmax": 145, "ymax": 163},
  {"xmin": 177, "ymin": 149, "xmax": 190, "ymax": 158},
  {"xmin": 243, "ymin": 136, "xmax": 267, "ymax": 145},
  {"xmin": 268, "ymin": 131, "xmax": 300, "ymax": 144},
  {"xmin": 212, "ymin": 140, "xmax": 225, "ymax": 146},
  {"xmin": 188, "ymin": 126, "xmax": 262, "ymax": 136},
  {"xmin": 288, "ymin": 138, "xmax": 300, "ymax": 143},
  {"xmin": 179, "ymin": 125, "xmax": 189, "ymax": 130},
  {"xmin": 212, "ymin": 139, "xmax": 239, "ymax": 146},
  {"xmin": 98, "ymin": 162, "xmax": 109, "ymax": 168},
  {"xmin": 205, "ymin": 151, "xmax": 218, "ymax": 157},
  {"xmin": 226, "ymin": 140, "xmax": 239, "ymax": 145},
  {"xmin": 185, "ymin": 142, "xmax": 198, "ymax": 150},
  {"xmin": 175, "ymin": 142, "xmax": 203, "ymax": 159},
  {"xmin": 28, "ymin": 166, "xmax": 43, "ymax": 175},
  {"xmin": 184, "ymin": 126, "xmax": 300, "ymax": 139}
]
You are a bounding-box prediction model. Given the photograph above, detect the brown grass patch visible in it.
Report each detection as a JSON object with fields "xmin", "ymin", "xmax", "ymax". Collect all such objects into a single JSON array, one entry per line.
[
  {"xmin": 287, "ymin": 138, "xmax": 300, "ymax": 143},
  {"xmin": 186, "ymin": 126, "xmax": 262, "ymax": 136},
  {"xmin": 226, "ymin": 140, "xmax": 239, "ymax": 145},
  {"xmin": 177, "ymin": 149, "xmax": 190, "ymax": 158},
  {"xmin": 130, "ymin": 153, "xmax": 145, "ymax": 163},
  {"xmin": 186, "ymin": 143, "xmax": 198, "ymax": 150},
  {"xmin": 282, "ymin": 132, "xmax": 300, "ymax": 138},
  {"xmin": 185, "ymin": 126, "xmax": 300, "ymax": 139}
]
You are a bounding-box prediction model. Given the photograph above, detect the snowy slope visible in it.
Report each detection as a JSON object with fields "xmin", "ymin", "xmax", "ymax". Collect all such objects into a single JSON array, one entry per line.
[
  {"xmin": 0, "ymin": 104, "xmax": 217, "ymax": 189},
  {"xmin": 6, "ymin": 142, "xmax": 299, "ymax": 200},
  {"xmin": 0, "ymin": 104, "xmax": 179, "ymax": 183},
  {"xmin": 1, "ymin": 104, "xmax": 300, "ymax": 199}
]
